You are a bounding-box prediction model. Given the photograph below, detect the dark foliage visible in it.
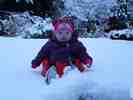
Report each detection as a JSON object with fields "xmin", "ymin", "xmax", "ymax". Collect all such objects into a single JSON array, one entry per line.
[
  {"xmin": 104, "ymin": 16, "xmax": 127, "ymax": 32},
  {"xmin": 0, "ymin": 0, "xmax": 57, "ymax": 17}
]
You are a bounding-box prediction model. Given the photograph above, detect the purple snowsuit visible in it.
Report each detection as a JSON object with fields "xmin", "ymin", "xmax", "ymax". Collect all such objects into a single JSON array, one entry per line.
[{"xmin": 32, "ymin": 35, "xmax": 92, "ymax": 67}]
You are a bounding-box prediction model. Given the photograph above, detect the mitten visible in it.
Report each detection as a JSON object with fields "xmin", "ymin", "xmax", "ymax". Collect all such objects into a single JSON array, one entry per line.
[
  {"xmin": 83, "ymin": 58, "xmax": 93, "ymax": 68},
  {"xmin": 74, "ymin": 59, "xmax": 85, "ymax": 72},
  {"xmin": 32, "ymin": 64, "xmax": 38, "ymax": 69}
]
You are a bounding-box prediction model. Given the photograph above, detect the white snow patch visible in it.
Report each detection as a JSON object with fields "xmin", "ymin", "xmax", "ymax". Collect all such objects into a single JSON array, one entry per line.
[{"xmin": 0, "ymin": 37, "xmax": 133, "ymax": 100}]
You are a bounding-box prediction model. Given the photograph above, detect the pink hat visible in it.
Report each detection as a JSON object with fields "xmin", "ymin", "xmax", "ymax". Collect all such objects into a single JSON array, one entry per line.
[{"xmin": 52, "ymin": 16, "xmax": 74, "ymax": 33}]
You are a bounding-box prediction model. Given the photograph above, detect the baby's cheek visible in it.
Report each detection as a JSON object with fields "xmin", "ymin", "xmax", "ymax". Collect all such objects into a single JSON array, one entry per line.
[
  {"xmin": 66, "ymin": 35, "xmax": 71, "ymax": 40},
  {"xmin": 55, "ymin": 32, "xmax": 73, "ymax": 42},
  {"xmin": 55, "ymin": 34, "xmax": 62, "ymax": 40},
  {"xmin": 66, "ymin": 33, "xmax": 72, "ymax": 40}
]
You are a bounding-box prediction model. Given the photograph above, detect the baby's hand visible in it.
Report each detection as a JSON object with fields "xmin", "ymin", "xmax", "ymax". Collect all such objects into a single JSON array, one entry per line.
[
  {"xmin": 31, "ymin": 64, "xmax": 37, "ymax": 69},
  {"xmin": 83, "ymin": 64, "xmax": 92, "ymax": 72},
  {"xmin": 86, "ymin": 63, "xmax": 92, "ymax": 68}
]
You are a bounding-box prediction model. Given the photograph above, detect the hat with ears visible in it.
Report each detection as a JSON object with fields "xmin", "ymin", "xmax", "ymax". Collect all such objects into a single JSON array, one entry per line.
[{"xmin": 52, "ymin": 16, "xmax": 75, "ymax": 33}]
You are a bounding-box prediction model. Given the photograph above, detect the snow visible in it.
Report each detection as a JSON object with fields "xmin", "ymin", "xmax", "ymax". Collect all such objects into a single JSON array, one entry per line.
[
  {"xmin": 108, "ymin": 28, "xmax": 133, "ymax": 39},
  {"xmin": 0, "ymin": 37, "xmax": 133, "ymax": 100}
]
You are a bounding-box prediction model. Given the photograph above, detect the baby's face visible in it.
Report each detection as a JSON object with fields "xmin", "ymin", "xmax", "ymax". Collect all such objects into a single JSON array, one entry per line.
[
  {"xmin": 54, "ymin": 24, "xmax": 73, "ymax": 42},
  {"xmin": 55, "ymin": 30, "xmax": 72, "ymax": 42}
]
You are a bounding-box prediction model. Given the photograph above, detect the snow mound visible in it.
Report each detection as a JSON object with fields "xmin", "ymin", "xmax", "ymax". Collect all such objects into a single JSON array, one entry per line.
[{"xmin": 42, "ymin": 69, "xmax": 130, "ymax": 100}]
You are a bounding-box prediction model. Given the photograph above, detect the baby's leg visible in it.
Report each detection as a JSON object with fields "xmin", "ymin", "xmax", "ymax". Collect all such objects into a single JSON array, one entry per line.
[
  {"xmin": 41, "ymin": 58, "xmax": 50, "ymax": 77},
  {"xmin": 55, "ymin": 62, "xmax": 68, "ymax": 78}
]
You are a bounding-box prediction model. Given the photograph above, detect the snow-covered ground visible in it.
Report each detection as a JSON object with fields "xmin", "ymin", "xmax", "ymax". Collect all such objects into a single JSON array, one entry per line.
[{"xmin": 0, "ymin": 37, "xmax": 133, "ymax": 100}]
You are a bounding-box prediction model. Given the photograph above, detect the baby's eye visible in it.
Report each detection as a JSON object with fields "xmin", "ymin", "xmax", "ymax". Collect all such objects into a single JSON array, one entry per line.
[
  {"xmin": 58, "ymin": 32, "xmax": 63, "ymax": 34},
  {"xmin": 66, "ymin": 32, "xmax": 70, "ymax": 35}
]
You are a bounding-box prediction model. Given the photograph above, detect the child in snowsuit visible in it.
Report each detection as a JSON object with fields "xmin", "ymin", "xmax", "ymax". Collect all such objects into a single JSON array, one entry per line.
[{"xmin": 31, "ymin": 16, "xmax": 93, "ymax": 78}]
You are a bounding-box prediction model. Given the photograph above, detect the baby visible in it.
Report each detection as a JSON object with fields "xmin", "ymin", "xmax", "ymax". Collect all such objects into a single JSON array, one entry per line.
[{"xmin": 31, "ymin": 16, "xmax": 93, "ymax": 78}]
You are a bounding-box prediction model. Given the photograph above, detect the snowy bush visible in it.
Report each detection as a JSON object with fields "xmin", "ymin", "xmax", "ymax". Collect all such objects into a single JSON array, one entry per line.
[
  {"xmin": 103, "ymin": 16, "xmax": 127, "ymax": 32},
  {"xmin": 62, "ymin": 0, "xmax": 133, "ymax": 38},
  {"xmin": 13, "ymin": 12, "xmax": 53, "ymax": 38},
  {"xmin": 108, "ymin": 28, "xmax": 133, "ymax": 40},
  {"xmin": 0, "ymin": 11, "xmax": 53, "ymax": 38},
  {"xmin": 0, "ymin": 11, "xmax": 16, "ymax": 36},
  {"xmin": 63, "ymin": 0, "xmax": 117, "ymax": 21},
  {"xmin": 62, "ymin": 0, "xmax": 117, "ymax": 37},
  {"xmin": 29, "ymin": 30, "xmax": 52, "ymax": 39}
]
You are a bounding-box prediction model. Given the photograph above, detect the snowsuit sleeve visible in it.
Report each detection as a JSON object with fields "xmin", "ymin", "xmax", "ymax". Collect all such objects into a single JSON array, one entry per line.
[
  {"xmin": 74, "ymin": 41, "xmax": 92, "ymax": 62},
  {"xmin": 31, "ymin": 41, "xmax": 50, "ymax": 66}
]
